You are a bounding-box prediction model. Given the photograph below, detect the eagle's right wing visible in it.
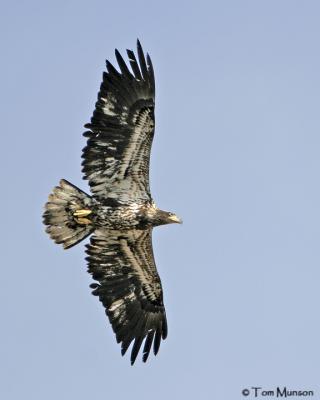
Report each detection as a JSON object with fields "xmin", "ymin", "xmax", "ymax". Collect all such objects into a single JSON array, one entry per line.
[
  {"xmin": 82, "ymin": 40, "xmax": 155, "ymax": 204},
  {"xmin": 86, "ymin": 228, "xmax": 167, "ymax": 364}
]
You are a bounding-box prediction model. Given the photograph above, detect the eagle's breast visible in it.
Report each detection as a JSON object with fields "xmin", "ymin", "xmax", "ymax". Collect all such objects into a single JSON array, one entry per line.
[{"xmin": 93, "ymin": 202, "xmax": 152, "ymax": 229}]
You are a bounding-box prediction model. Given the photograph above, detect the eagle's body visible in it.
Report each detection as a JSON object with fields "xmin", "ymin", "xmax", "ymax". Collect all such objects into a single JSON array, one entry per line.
[
  {"xmin": 92, "ymin": 202, "xmax": 146, "ymax": 229},
  {"xmin": 43, "ymin": 41, "xmax": 181, "ymax": 365},
  {"xmin": 91, "ymin": 201, "xmax": 177, "ymax": 229}
]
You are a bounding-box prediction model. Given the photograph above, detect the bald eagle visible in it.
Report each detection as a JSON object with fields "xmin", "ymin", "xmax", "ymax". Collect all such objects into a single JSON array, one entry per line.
[{"xmin": 43, "ymin": 40, "xmax": 181, "ymax": 364}]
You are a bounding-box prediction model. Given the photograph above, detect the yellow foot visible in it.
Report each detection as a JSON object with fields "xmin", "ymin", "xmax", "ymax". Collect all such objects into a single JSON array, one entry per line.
[
  {"xmin": 75, "ymin": 217, "xmax": 92, "ymax": 225},
  {"xmin": 73, "ymin": 209, "xmax": 92, "ymax": 217}
]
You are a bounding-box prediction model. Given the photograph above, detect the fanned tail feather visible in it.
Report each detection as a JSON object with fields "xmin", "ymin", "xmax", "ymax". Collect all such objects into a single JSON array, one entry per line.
[{"xmin": 43, "ymin": 179, "xmax": 93, "ymax": 249}]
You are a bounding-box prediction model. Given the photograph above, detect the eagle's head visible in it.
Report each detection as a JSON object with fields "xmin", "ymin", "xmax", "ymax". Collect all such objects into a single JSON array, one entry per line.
[{"xmin": 152, "ymin": 209, "xmax": 183, "ymax": 226}]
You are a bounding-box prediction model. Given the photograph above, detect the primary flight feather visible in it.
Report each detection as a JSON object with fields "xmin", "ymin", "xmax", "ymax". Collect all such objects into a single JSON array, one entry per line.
[{"xmin": 43, "ymin": 40, "xmax": 181, "ymax": 365}]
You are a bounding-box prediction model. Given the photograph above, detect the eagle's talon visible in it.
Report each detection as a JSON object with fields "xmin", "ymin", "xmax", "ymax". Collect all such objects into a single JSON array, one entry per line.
[
  {"xmin": 73, "ymin": 209, "xmax": 92, "ymax": 217},
  {"xmin": 75, "ymin": 217, "xmax": 92, "ymax": 225}
]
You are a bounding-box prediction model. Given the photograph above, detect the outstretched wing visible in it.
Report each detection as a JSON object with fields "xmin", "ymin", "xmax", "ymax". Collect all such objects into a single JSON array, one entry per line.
[
  {"xmin": 86, "ymin": 228, "xmax": 167, "ymax": 364},
  {"xmin": 82, "ymin": 40, "xmax": 155, "ymax": 203}
]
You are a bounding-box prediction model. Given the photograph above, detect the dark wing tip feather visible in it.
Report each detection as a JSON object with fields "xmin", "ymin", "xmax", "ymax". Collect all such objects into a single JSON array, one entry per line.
[
  {"xmin": 130, "ymin": 336, "xmax": 144, "ymax": 365},
  {"xmin": 136, "ymin": 39, "xmax": 149, "ymax": 82},
  {"xmin": 106, "ymin": 60, "xmax": 121, "ymax": 78},
  {"xmin": 115, "ymin": 48, "xmax": 133, "ymax": 78},
  {"xmin": 126, "ymin": 48, "xmax": 143, "ymax": 81},
  {"xmin": 142, "ymin": 330, "xmax": 155, "ymax": 363},
  {"xmin": 120, "ymin": 322, "xmax": 167, "ymax": 364},
  {"xmin": 121, "ymin": 338, "xmax": 133, "ymax": 356},
  {"xmin": 153, "ymin": 326, "xmax": 162, "ymax": 356},
  {"xmin": 146, "ymin": 53, "xmax": 155, "ymax": 94},
  {"xmin": 162, "ymin": 316, "xmax": 168, "ymax": 339}
]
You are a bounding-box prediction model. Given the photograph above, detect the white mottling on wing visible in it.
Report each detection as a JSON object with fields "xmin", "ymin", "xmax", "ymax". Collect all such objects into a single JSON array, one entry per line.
[
  {"xmin": 109, "ymin": 292, "xmax": 135, "ymax": 314},
  {"xmin": 120, "ymin": 235, "xmax": 150, "ymax": 290},
  {"xmin": 109, "ymin": 299, "xmax": 123, "ymax": 312},
  {"xmin": 101, "ymin": 96, "xmax": 117, "ymax": 116}
]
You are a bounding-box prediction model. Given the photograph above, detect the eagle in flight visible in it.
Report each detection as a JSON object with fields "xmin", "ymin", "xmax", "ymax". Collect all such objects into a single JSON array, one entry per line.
[{"xmin": 43, "ymin": 40, "xmax": 181, "ymax": 365}]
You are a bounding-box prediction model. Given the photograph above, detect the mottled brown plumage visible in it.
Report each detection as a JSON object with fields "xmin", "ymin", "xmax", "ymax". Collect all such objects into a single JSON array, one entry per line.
[{"xmin": 43, "ymin": 40, "xmax": 181, "ymax": 364}]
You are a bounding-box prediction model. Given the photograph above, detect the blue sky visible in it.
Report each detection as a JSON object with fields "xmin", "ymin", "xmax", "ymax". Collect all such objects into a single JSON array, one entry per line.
[{"xmin": 1, "ymin": 1, "xmax": 320, "ymax": 399}]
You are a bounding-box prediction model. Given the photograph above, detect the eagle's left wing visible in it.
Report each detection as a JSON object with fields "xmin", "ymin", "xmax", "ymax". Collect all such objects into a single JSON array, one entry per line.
[
  {"xmin": 86, "ymin": 228, "xmax": 167, "ymax": 364},
  {"xmin": 82, "ymin": 40, "xmax": 155, "ymax": 203}
]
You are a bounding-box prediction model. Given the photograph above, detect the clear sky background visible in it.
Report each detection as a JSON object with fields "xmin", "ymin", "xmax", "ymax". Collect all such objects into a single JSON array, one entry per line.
[{"xmin": 1, "ymin": 1, "xmax": 320, "ymax": 399}]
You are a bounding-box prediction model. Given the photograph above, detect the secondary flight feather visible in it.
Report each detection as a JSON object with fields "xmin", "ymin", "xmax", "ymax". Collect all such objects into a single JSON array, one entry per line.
[{"xmin": 43, "ymin": 40, "xmax": 181, "ymax": 364}]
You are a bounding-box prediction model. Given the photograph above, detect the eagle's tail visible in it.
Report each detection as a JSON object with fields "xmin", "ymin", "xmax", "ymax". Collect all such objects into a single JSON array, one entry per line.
[{"xmin": 43, "ymin": 179, "xmax": 94, "ymax": 249}]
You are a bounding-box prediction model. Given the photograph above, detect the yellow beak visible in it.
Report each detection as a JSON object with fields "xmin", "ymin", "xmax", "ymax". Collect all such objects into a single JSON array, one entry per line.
[{"xmin": 169, "ymin": 214, "xmax": 183, "ymax": 224}]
